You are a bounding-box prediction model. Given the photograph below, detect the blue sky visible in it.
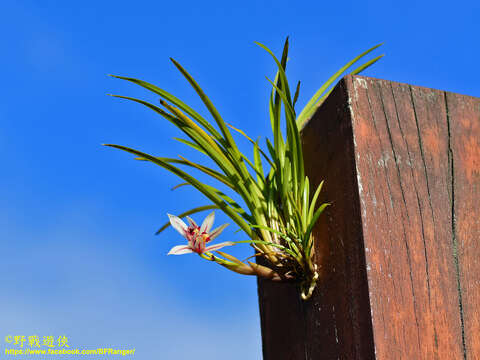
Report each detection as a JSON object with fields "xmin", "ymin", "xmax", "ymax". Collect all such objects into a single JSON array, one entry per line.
[{"xmin": 1, "ymin": 1, "xmax": 478, "ymax": 359}]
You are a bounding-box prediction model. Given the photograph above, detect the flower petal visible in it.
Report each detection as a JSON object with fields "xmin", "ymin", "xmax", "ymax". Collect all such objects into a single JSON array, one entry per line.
[
  {"xmin": 168, "ymin": 245, "xmax": 194, "ymax": 255},
  {"xmin": 209, "ymin": 223, "xmax": 229, "ymax": 241},
  {"xmin": 200, "ymin": 212, "xmax": 215, "ymax": 233},
  {"xmin": 205, "ymin": 241, "xmax": 235, "ymax": 252},
  {"xmin": 168, "ymin": 214, "xmax": 188, "ymax": 237},
  {"xmin": 186, "ymin": 216, "xmax": 198, "ymax": 228}
]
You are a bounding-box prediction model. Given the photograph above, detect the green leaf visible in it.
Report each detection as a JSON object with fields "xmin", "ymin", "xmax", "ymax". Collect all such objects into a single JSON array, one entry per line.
[
  {"xmin": 109, "ymin": 75, "xmax": 223, "ymax": 141},
  {"xmin": 172, "ymin": 137, "xmax": 207, "ymax": 155},
  {"xmin": 139, "ymin": 156, "xmax": 233, "ymax": 189},
  {"xmin": 253, "ymin": 138, "xmax": 265, "ymax": 188},
  {"xmin": 169, "ymin": 58, "xmax": 241, "ymax": 162},
  {"xmin": 227, "ymin": 123, "xmax": 275, "ymax": 168},
  {"xmin": 265, "ymin": 77, "xmax": 304, "ymax": 193},
  {"xmin": 255, "ymin": 39, "xmax": 292, "ymax": 105},
  {"xmin": 250, "ymin": 224, "xmax": 289, "ymax": 240},
  {"xmin": 104, "ymin": 143, "xmax": 253, "ymax": 237},
  {"xmin": 111, "ymin": 94, "xmax": 262, "ymax": 216},
  {"xmin": 171, "ymin": 182, "xmax": 190, "ymax": 191},
  {"xmin": 301, "ymin": 54, "xmax": 386, "ymax": 122},
  {"xmin": 308, "ymin": 180, "xmax": 324, "ymax": 220},
  {"xmin": 161, "ymin": 91, "xmax": 264, "ymax": 213},
  {"xmin": 176, "ymin": 156, "xmax": 234, "ymax": 188},
  {"xmin": 304, "ymin": 203, "xmax": 330, "ymax": 247},
  {"xmin": 351, "ymin": 54, "xmax": 384, "ymax": 76},
  {"xmin": 269, "ymin": 70, "xmax": 285, "ymax": 160},
  {"xmin": 234, "ymin": 240, "xmax": 298, "ymax": 258},
  {"xmin": 302, "ymin": 177, "xmax": 310, "ymax": 229},
  {"xmin": 293, "ymin": 80, "xmax": 301, "ymax": 108},
  {"xmin": 297, "ymin": 43, "xmax": 384, "ymax": 128}
]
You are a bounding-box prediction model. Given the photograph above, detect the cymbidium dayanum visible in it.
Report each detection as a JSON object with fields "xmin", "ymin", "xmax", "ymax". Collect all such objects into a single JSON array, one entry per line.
[
  {"xmin": 105, "ymin": 38, "xmax": 383, "ymax": 299},
  {"xmin": 167, "ymin": 212, "xmax": 233, "ymax": 255},
  {"xmin": 166, "ymin": 212, "xmax": 284, "ymax": 280}
]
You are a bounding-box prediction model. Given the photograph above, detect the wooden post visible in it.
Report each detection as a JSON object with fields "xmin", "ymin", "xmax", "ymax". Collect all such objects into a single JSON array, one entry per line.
[{"xmin": 257, "ymin": 75, "xmax": 480, "ymax": 359}]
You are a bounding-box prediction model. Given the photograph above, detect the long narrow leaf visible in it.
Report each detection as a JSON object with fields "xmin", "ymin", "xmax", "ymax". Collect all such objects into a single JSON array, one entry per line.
[
  {"xmin": 157, "ymin": 100, "xmax": 261, "ymax": 209},
  {"xmin": 171, "ymin": 182, "xmax": 190, "ymax": 191},
  {"xmin": 227, "ymin": 123, "xmax": 275, "ymax": 168},
  {"xmin": 109, "ymin": 75, "xmax": 223, "ymax": 141},
  {"xmin": 293, "ymin": 81, "xmax": 301, "ymax": 108},
  {"xmin": 308, "ymin": 180, "xmax": 324, "ymax": 220},
  {"xmin": 234, "ymin": 240, "xmax": 298, "ymax": 258},
  {"xmin": 351, "ymin": 54, "xmax": 384, "ymax": 76},
  {"xmin": 172, "ymin": 137, "xmax": 207, "ymax": 155},
  {"xmin": 169, "ymin": 58, "xmax": 241, "ymax": 161},
  {"xmin": 103, "ymin": 143, "xmax": 253, "ymax": 237},
  {"xmin": 304, "ymin": 203, "xmax": 330, "ymax": 246},
  {"xmin": 300, "ymin": 54, "xmax": 386, "ymax": 124},
  {"xmin": 297, "ymin": 43, "xmax": 383, "ymax": 127},
  {"xmin": 255, "ymin": 40, "xmax": 292, "ymax": 104}
]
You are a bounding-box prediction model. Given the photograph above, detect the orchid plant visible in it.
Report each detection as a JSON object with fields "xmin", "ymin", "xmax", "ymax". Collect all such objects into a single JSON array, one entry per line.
[{"xmin": 105, "ymin": 38, "xmax": 383, "ymax": 299}]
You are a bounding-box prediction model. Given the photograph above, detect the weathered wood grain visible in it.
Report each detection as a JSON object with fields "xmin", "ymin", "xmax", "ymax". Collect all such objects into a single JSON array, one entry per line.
[
  {"xmin": 256, "ymin": 75, "xmax": 480, "ymax": 359},
  {"xmin": 446, "ymin": 91, "xmax": 480, "ymax": 358}
]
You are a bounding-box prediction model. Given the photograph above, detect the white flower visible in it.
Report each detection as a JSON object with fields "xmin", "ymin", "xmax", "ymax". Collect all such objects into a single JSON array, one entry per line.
[{"xmin": 167, "ymin": 212, "xmax": 233, "ymax": 255}]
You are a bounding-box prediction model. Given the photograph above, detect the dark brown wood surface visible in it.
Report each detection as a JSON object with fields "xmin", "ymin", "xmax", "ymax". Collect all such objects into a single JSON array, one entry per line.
[{"xmin": 257, "ymin": 75, "xmax": 480, "ymax": 359}]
